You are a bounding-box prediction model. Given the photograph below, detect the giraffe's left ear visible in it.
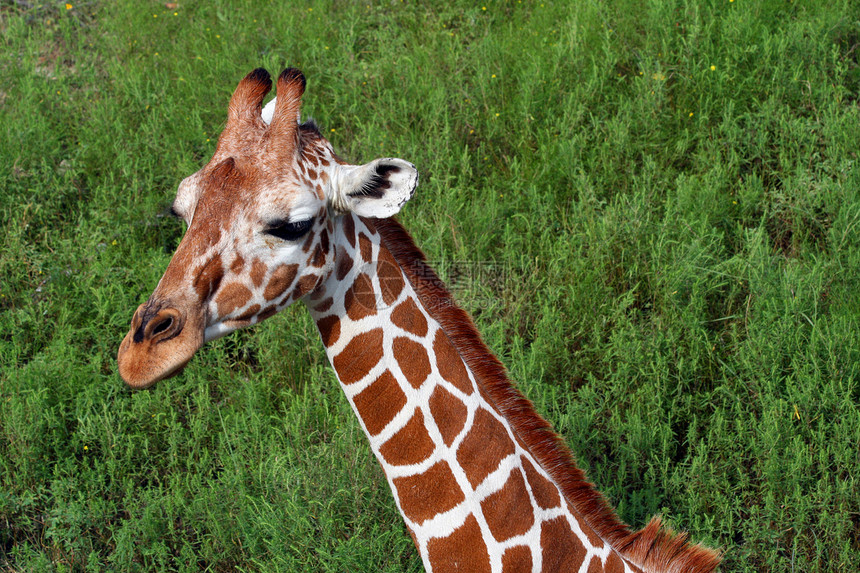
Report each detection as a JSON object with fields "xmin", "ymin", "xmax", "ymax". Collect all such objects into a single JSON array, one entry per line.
[{"xmin": 331, "ymin": 158, "xmax": 419, "ymax": 218}]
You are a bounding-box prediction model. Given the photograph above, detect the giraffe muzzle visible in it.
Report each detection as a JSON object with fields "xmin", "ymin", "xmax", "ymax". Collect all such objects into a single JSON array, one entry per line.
[{"xmin": 117, "ymin": 301, "xmax": 204, "ymax": 389}]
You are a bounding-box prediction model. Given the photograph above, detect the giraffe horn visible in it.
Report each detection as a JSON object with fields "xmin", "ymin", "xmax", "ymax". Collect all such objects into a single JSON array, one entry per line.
[
  {"xmin": 226, "ymin": 68, "xmax": 272, "ymax": 130},
  {"xmin": 267, "ymin": 67, "xmax": 305, "ymax": 158}
]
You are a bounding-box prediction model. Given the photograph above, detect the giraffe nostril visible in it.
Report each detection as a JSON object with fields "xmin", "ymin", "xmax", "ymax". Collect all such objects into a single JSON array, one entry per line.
[
  {"xmin": 150, "ymin": 316, "xmax": 173, "ymax": 336},
  {"xmin": 137, "ymin": 307, "xmax": 184, "ymax": 343}
]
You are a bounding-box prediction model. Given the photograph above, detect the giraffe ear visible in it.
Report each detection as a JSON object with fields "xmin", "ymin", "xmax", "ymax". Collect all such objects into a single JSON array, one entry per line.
[{"xmin": 331, "ymin": 158, "xmax": 419, "ymax": 218}]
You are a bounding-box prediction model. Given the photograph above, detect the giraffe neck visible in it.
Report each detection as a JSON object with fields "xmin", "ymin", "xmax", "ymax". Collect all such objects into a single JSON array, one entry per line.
[{"xmin": 304, "ymin": 213, "xmax": 646, "ymax": 573}]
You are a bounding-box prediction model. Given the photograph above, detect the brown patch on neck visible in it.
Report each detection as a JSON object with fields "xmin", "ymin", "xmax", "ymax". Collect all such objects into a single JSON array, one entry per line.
[
  {"xmin": 392, "ymin": 460, "xmax": 464, "ymax": 525},
  {"xmin": 373, "ymin": 217, "xmax": 721, "ymax": 573},
  {"xmin": 426, "ymin": 514, "xmax": 490, "ymax": 573}
]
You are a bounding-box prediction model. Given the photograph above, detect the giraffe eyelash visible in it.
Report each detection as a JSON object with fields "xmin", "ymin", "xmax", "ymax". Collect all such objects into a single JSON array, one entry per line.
[{"xmin": 264, "ymin": 218, "xmax": 315, "ymax": 241}]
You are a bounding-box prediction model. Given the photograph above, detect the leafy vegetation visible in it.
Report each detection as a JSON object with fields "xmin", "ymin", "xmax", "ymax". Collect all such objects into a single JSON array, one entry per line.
[{"xmin": 1, "ymin": 1, "xmax": 859, "ymax": 571}]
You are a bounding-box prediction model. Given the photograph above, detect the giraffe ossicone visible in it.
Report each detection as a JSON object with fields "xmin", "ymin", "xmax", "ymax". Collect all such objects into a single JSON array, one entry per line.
[{"xmin": 117, "ymin": 67, "xmax": 721, "ymax": 573}]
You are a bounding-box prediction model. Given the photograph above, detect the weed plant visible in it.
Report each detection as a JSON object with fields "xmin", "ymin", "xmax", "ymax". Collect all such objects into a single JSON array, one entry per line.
[{"xmin": 1, "ymin": 1, "xmax": 859, "ymax": 571}]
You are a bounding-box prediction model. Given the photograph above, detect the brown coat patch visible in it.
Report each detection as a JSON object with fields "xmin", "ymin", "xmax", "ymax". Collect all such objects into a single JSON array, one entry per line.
[
  {"xmin": 502, "ymin": 546, "xmax": 532, "ymax": 572},
  {"xmin": 390, "ymin": 297, "xmax": 428, "ymax": 337},
  {"xmin": 313, "ymin": 297, "xmax": 334, "ymax": 313},
  {"xmin": 332, "ymin": 328, "xmax": 384, "ymax": 385},
  {"xmin": 378, "ymin": 408, "xmax": 435, "ymax": 466},
  {"xmin": 428, "ymin": 384, "xmax": 468, "ymax": 447},
  {"xmin": 433, "ymin": 330, "xmax": 473, "ymax": 395},
  {"xmin": 258, "ymin": 304, "xmax": 278, "ymax": 321},
  {"xmin": 393, "ymin": 461, "xmax": 465, "ymax": 525},
  {"xmin": 343, "ymin": 213, "xmax": 356, "ymax": 248},
  {"xmin": 291, "ymin": 274, "xmax": 320, "ymax": 301},
  {"xmin": 307, "ymin": 243, "xmax": 325, "ymax": 268},
  {"xmin": 250, "ymin": 258, "xmax": 267, "ymax": 288},
  {"xmin": 264, "ymin": 263, "xmax": 298, "ymax": 301},
  {"xmin": 359, "ymin": 232, "xmax": 372, "ymax": 263},
  {"xmin": 456, "ymin": 408, "xmax": 516, "ymax": 488},
  {"xmin": 316, "ymin": 315, "xmax": 340, "ymax": 347},
  {"xmin": 480, "ymin": 467, "xmax": 535, "ymax": 541},
  {"xmin": 587, "ymin": 555, "xmax": 604, "ymax": 573},
  {"xmin": 215, "ymin": 282, "xmax": 252, "ymax": 317},
  {"xmin": 377, "ymin": 247, "xmax": 404, "ymax": 305},
  {"xmin": 541, "ymin": 516, "xmax": 587, "ymax": 573},
  {"xmin": 301, "ymin": 230, "xmax": 314, "ymax": 253},
  {"xmin": 235, "ymin": 303, "xmax": 261, "ymax": 321},
  {"xmin": 230, "ymin": 254, "xmax": 245, "ymax": 274},
  {"xmin": 353, "ymin": 370, "xmax": 408, "ymax": 436},
  {"xmin": 521, "ymin": 456, "xmax": 561, "ymax": 510},
  {"xmin": 193, "ymin": 254, "xmax": 224, "ymax": 301},
  {"xmin": 336, "ymin": 250, "xmax": 354, "ymax": 281},
  {"xmin": 426, "ymin": 514, "xmax": 491, "ymax": 573},
  {"xmin": 345, "ymin": 273, "xmax": 377, "ymax": 321},
  {"xmin": 392, "ymin": 337, "xmax": 432, "ymax": 389}
]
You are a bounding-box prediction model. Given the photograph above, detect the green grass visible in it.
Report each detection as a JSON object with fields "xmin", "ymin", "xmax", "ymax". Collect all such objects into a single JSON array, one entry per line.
[{"xmin": 1, "ymin": 0, "xmax": 859, "ymax": 571}]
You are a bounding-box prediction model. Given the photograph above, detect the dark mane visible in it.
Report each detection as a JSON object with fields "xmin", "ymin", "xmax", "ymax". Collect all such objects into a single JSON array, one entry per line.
[{"xmin": 373, "ymin": 216, "xmax": 721, "ymax": 573}]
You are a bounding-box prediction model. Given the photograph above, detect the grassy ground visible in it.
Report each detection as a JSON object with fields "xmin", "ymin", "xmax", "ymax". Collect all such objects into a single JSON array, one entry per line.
[{"xmin": 1, "ymin": 0, "xmax": 859, "ymax": 571}]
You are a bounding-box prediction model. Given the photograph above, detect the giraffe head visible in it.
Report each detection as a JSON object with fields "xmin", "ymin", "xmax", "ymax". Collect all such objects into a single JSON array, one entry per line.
[{"xmin": 117, "ymin": 68, "xmax": 418, "ymax": 388}]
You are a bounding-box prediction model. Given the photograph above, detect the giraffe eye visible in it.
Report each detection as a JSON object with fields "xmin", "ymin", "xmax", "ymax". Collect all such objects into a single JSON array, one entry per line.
[{"xmin": 264, "ymin": 218, "xmax": 314, "ymax": 241}]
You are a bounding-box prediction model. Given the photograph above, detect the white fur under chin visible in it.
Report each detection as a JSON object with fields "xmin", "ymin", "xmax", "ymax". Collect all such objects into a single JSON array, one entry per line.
[{"xmin": 204, "ymin": 322, "xmax": 235, "ymax": 343}]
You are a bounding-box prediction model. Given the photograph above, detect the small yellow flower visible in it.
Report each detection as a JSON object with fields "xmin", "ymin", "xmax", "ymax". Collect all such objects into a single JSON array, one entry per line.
[
  {"xmin": 174, "ymin": 12, "xmax": 178, "ymax": 16},
  {"xmin": 710, "ymin": 65, "xmax": 716, "ymax": 71},
  {"xmin": 65, "ymin": 3, "xmax": 72, "ymax": 9},
  {"xmin": 491, "ymin": 74, "xmax": 496, "ymax": 78},
  {"xmin": 331, "ymin": 128, "xmax": 336, "ymax": 132},
  {"xmin": 84, "ymin": 445, "xmax": 89, "ymax": 451},
  {"xmin": 482, "ymin": 6, "xmax": 487, "ymax": 10},
  {"xmin": 689, "ymin": 112, "xmax": 694, "ymax": 117},
  {"xmin": 495, "ymin": 113, "xmax": 500, "ymax": 117},
  {"xmin": 111, "ymin": 240, "xmax": 117, "ymax": 246}
]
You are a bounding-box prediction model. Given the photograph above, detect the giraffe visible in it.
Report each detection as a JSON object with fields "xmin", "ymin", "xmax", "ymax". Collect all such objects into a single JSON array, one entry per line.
[{"xmin": 117, "ymin": 68, "xmax": 721, "ymax": 573}]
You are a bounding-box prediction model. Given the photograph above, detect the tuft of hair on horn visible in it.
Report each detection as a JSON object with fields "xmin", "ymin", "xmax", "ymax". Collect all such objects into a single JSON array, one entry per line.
[{"xmin": 278, "ymin": 67, "xmax": 306, "ymax": 95}]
